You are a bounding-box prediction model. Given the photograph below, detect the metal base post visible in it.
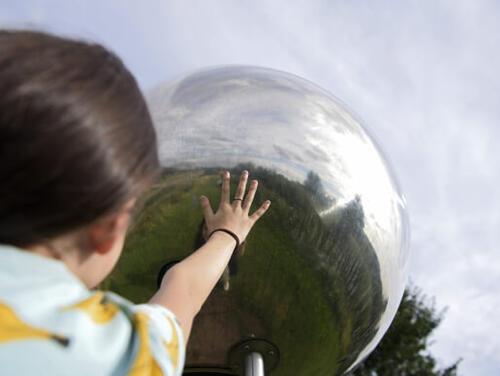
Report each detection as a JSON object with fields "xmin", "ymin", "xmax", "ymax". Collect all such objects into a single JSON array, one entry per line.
[
  {"xmin": 245, "ymin": 352, "xmax": 265, "ymax": 376},
  {"xmin": 228, "ymin": 338, "xmax": 279, "ymax": 375}
]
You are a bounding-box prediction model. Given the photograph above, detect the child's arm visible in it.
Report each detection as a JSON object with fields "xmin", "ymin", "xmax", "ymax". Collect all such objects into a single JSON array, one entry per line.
[
  {"xmin": 148, "ymin": 231, "xmax": 237, "ymax": 343},
  {"xmin": 148, "ymin": 170, "xmax": 271, "ymax": 343}
]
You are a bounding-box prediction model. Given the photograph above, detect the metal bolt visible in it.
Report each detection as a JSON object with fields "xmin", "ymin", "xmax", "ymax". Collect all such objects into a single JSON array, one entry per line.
[{"xmin": 269, "ymin": 350, "xmax": 275, "ymax": 356}]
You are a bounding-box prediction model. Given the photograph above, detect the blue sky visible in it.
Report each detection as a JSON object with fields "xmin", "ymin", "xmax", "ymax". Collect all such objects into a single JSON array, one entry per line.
[{"xmin": 2, "ymin": 1, "xmax": 499, "ymax": 374}]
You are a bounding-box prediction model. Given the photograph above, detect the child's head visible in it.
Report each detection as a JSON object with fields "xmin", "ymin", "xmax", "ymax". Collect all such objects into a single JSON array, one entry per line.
[{"xmin": 0, "ymin": 30, "xmax": 160, "ymax": 286}]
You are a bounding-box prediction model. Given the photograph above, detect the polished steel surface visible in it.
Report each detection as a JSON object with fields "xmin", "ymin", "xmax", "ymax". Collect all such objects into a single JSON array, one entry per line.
[
  {"xmin": 103, "ymin": 66, "xmax": 409, "ymax": 375},
  {"xmin": 245, "ymin": 353, "xmax": 265, "ymax": 376}
]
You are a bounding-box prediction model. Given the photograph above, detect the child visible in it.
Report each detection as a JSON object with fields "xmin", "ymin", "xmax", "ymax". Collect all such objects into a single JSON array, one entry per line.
[{"xmin": 0, "ymin": 30, "xmax": 270, "ymax": 375}]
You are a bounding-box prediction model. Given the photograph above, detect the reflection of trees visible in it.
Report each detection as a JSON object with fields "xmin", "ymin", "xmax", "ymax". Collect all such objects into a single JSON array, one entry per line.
[
  {"xmin": 159, "ymin": 163, "xmax": 388, "ymax": 373},
  {"xmin": 225, "ymin": 163, "xmax": 387, "ymax": 373},
  {"xmin": 322, "ymin": 196, "xmax": 387, "ymax": 371},
  {"xmin": 304, "ymin": 170, "xmax": 335, "ymax": 211}
]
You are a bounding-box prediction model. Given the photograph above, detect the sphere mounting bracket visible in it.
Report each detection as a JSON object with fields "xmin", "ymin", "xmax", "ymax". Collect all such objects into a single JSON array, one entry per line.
[{"xmin": 228, "ymin": 339, "xmax": 280, "ymax": 376}]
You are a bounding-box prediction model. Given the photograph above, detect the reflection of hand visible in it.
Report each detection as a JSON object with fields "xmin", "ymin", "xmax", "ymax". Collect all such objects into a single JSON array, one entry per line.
[{"xmin": 199, "ymin": 170, "xmax": 271, "ymax": 244}]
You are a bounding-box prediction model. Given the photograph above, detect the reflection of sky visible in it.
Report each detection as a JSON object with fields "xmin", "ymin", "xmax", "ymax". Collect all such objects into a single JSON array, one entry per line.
[{"xmin": 148, "ymin": 66, "xmax": 409, "ymax": 364}]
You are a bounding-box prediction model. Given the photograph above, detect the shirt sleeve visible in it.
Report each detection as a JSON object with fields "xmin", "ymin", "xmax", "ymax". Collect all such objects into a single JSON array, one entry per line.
[
  {"xmin": 99, "ymin": 291, "xmax": 186, "ymax": 376},
  {"xmin": 0, "ymin": 289, "xmax": 186, "ymax": 376},
  {"xmin": 126, "ymin": 303, "xmax": 186, "ymax": 376}
]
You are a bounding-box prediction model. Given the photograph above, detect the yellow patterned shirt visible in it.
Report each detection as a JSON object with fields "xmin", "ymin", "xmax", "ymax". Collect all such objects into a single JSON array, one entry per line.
[{"xmin": 0, "ymin": 244, "xmax": 185, "ymax": 376}]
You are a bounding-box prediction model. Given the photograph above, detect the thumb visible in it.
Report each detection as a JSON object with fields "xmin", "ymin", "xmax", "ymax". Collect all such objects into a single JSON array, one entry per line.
[{"xmin": 199, "ymin": 195, "xmax": 214, "ymax": 220}]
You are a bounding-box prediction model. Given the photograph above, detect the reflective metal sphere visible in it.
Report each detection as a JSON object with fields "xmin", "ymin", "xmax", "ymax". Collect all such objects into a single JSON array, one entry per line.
[{"xmin": 104, "ymin": 66, "xmax": 409, "ymax": 375}]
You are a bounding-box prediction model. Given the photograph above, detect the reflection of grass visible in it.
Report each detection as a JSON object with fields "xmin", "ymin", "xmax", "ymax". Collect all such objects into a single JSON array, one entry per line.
[
  {"xmin": 102, "ymin": 170, "xmax": 342, "ymax": 375},
  {"xmin": 232, "ymin": 209, "xmax": 341, "ymax": 375},
  {"xmin": 103, "ymin": 164, "xmax": 387, "ymax": 375}
]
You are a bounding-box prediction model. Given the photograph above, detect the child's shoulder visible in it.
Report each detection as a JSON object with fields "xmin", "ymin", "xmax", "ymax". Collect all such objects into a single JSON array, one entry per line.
[
  {"xmin": 0, "ymin": 288, "xmax": 185, "ymax": 375},
  {"xmin": 0, "ymin": 245, "xmax": 185, "ymax": 375}
]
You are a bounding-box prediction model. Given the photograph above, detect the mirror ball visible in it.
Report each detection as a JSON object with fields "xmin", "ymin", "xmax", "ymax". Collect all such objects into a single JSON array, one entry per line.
[{"xmin": 102, "ymin": 66, "xmax": 410, "ymax": 375}]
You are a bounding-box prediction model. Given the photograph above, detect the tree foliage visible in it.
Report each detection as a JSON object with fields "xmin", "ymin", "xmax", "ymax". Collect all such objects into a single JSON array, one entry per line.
[{"xmin": 352, "ymin": 286, "xmax": 461, "ymax": 376}]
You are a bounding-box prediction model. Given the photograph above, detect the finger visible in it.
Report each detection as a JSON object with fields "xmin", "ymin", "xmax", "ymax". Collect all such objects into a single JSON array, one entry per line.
[
  {"xmin": 250, "ymin": 200, "xmax": 271, "ymax": 222},
  {"xmin": 202, "ymin": 220, "xmax": 210, "ymax": 241},
  {"xmin": 233, "ymin": 170, "xmax": 249, "ymax": 204},
  {"xmin": 220, "ymin": 170, "xmax": 230, "ymax": 205},
  {"xmin": 200, "ymin": 195, "xmax": 214, "ymax": 220},
  {"xmin": 242, "ymin": 179, "xmax": 258, "ymax": 211}
]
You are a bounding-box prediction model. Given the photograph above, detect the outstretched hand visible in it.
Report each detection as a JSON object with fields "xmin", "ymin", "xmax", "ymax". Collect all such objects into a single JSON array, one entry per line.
[{"xmin": 199, "ymin": 170, "xmax": 271, "ymax": 243}]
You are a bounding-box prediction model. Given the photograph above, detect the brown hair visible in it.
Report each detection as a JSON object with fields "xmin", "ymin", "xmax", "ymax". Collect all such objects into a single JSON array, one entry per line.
[{"xmin": 0, "ymin": 30, "xmax": 160, "ymax": 247}]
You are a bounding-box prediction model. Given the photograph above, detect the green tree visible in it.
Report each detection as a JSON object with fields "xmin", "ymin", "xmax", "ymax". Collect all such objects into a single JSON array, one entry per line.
[
  {"xmin": 303, "ymin": 170, "xmax": 334, "ymax": 210},
  {"xmin": 352, "ymin": 286, "xmax": 461, "ymax": 376}
]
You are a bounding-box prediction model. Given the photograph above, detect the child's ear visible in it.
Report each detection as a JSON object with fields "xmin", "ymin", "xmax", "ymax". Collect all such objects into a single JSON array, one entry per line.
[{"xmin": 88, "ymin": 198, "xmax": 136, "ymax": 255}]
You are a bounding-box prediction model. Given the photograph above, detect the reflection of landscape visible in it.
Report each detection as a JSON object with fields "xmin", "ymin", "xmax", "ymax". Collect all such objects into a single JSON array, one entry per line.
[{"xmin": 102, "ymin": 163, "xmax": 387, "ymax": 375}]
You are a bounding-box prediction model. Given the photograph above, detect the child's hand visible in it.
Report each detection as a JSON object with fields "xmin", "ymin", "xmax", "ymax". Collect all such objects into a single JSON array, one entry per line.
[{"xmin": 199, "ymin": 170, "xmax": 271, "ymax": 243}]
